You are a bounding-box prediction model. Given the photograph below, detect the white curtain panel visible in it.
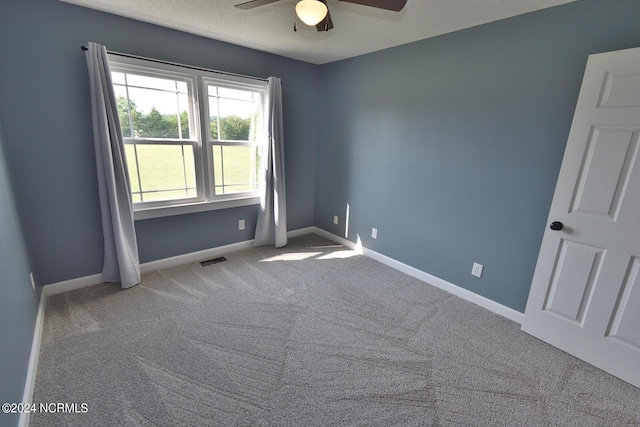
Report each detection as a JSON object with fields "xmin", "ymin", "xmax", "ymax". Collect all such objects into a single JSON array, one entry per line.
[
  {"xmin": 85, "ymin": 42, "xmax": 140, "ymax": 289},
  {"xmin": 255, "ymin": 77, "xmax": 288, "ymax": 248}
]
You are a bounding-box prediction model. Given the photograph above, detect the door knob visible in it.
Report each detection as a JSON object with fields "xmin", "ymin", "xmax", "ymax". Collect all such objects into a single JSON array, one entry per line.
[{"xmin": 550, "ymin": 221, "xmax": 564, "ymax": 231}]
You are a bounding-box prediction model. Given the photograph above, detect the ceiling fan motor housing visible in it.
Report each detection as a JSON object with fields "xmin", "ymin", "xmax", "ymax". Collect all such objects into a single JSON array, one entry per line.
[{"xmin": 235, "ymin": 0, "xmax": 407, "ymax": 32}]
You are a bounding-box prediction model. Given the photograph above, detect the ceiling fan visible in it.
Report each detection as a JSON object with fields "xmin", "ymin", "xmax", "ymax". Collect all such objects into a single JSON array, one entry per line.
[{"xmin": 235, "ymin": 0, "xmax": 407, "ymax": 32}]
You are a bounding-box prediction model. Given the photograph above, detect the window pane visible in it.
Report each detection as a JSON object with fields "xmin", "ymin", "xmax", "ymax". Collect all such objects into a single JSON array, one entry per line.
[
  {"xmin": 114, "ymin": 85, "xmax": 133, "ymax": 138},
  {"xmin": 212, "ymin": 144, "xmax": 260, "ymax": 195},
  {"xmin": 127, "ymin": 87, "xmax": 188, "ymax": 139},
  {"xmin": 209, "ymin": 97, "xmax": 219, "ymax": 140},
  {"xmin": 213, "ymin": 145, "xmax": 223, "ymax": 187},
  {"xmin": 218, "ymin": 87, "xmax": 255, "ymax": 101},
  {"xmin": 209, "ymin": 85, "xmax": 260, "ymax": 141},
  {"xmin": 126, "ymin": 74, "xmax": 182, "ymax": 92},
  {"xmin": 176, "ymin": 81, "xmax": 187, "ymax": 93},
  {"xmin": 177, "ymin": 93, "xmax": 190, "ymax": 139},
  {"xmin": 113, "ymin": 73, "xmax": 192, "ymax": 140},
  {"xmin": 112, "ymin": 72, "xmax": 125, "ymax": 85},
  {"xmin": 219, "ymin": 111, "xmax": 253, "ymax": 141},
  {"xmin": 125, "ymin": 144, "xmax": 140, "ymax": 194},
  {"xmin": 125, "ymin": 144, "xmax": 197, "ymax": 203}
]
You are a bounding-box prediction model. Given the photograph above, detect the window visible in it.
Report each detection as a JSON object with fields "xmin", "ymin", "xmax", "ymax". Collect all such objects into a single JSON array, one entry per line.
[
  {"xmin": 109, "ymin": 56, "xmax": 266, "ymax": 218},
  {"xmin": 205, "ymin": 80, "xmax": 263, "ymax": 196}
]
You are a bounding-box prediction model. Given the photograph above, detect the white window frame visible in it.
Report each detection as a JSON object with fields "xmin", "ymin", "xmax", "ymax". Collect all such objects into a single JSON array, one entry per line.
[
  {"xmin": 203, "ymin": 76, "xmax": 266, "ymax": 202},
  {"xmin": 108, "ymin": 55, "xmax": 267, "ymax": 220}
]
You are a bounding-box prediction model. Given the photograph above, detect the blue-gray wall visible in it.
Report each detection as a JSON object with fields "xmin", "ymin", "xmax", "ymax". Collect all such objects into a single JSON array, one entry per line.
[
  {"xmin": 0, "ymin": 0, "xmax": 318, "ymax": 284},
  {"xmin": 0, "ymin": 116, "xmax": 40, "ymax": 427},
  {"xmin": 315, "ymin": 0, "xmax": 640, "ymax": 312}
]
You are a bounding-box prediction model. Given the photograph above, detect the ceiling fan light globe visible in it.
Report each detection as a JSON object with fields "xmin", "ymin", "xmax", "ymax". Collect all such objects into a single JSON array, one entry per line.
[{"xmin": 295, "ymin": 0, "xmax": 328, "ymax": 26}]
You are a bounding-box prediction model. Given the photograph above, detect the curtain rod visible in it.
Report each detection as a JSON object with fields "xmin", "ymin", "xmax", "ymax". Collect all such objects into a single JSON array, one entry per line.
[{"xmin": 81, "ymin": 45, "xmax": 268, "ymax": 83}]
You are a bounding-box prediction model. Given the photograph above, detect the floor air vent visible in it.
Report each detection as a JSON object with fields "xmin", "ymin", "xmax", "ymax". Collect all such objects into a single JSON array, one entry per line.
[{"xmin": 200, "ymin": 256, "xmax": 227, "ymax": 266}]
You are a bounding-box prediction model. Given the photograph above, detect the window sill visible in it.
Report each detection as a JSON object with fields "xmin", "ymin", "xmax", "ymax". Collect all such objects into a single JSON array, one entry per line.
[{"xmin": 133, "ymin": 196, "xmax": 261, "ymax": 221}]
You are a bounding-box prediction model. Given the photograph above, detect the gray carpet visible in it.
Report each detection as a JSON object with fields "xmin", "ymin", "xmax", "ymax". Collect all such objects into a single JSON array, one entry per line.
[{"xmin": 31, "ymin": 234, "xmax": 640, "ymax": 426}]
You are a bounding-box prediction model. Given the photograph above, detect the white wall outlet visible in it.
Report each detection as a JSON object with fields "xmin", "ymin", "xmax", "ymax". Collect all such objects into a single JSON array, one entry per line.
[
  {"xmin": 472, "ymin": 262, "xmax": 483, "ymax": 278},
  {"xmin": 371, "ymin": 228, "xmax": 378, "ymax": 239},
  {"xmin": 333, "ymin": 215, "xmax": 339, "ymax": 225},
  {"xmin": 238, "ymin": 219, "xmax": 245, "ymax": 230},
  {"xmin": 30, "ymin": 272, "xmax": 36, "ymax": 290}
]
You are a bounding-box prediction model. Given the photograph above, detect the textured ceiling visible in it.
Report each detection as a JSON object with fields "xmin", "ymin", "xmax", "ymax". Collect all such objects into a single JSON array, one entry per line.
[{"xmin": 60, "ymin": 0, "xmax": 577, "ymax": 64}]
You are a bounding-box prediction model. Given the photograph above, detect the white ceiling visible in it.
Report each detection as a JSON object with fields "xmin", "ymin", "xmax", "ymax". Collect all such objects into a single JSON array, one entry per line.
[{"xmin": 60, "ymin": 0, "xmax": 577, "ymax": 64}]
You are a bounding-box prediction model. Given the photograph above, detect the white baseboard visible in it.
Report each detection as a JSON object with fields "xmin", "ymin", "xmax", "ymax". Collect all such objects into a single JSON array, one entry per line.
[
  {"xmin": 18, "ymin": 289, "xmax": 47, "ymax": 427},
  {"xmin": 42, "ymin": 226, "xmax": 524, "ymax": 323},
  {"xmin": 312, "ymin": 228, "xmax": 362, "ymax": 252},
  {"xmin": 141, "ymin": 227, "xmax": 314, "ymax": 273},
  {"xmin": 42, "ymin": 226, "xmax": 317, "ymax": 295},
  {"xmin": 286, "ymin": 226, "xmax": 315, "ymax": 238},
  {"xmin": 312, "ymin": 227, "xmax": 524, "ymax": 324},
  {"xmin": 140, "ymin": 239, "xmax": 255, "ymax": 274},
  {"xmin": 44, "ymin": 273, "xmax": 104, "ymax": 296}
]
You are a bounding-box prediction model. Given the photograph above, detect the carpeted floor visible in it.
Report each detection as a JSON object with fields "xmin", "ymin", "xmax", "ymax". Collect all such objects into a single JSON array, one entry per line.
[{"xmin": 31, "ymin": 234, "xmax": 640, "ymax": 426}]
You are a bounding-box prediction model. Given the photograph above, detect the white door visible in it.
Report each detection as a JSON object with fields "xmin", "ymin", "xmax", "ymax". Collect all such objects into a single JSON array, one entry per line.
[{"xmin": 522, "ymin": 47, "xmax": 640, "ymax": 388}]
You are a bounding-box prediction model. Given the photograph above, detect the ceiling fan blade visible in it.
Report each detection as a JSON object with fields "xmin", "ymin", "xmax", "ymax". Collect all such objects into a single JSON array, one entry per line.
[
  {"xmin": 235, "ymin": 0, "xmax": 282, "ymax": 10},
  {"xmin": 316, "ymin": 6, "xmax": 334, "ymax": 31},
  {"xmin": 338, "ymin": 0, "xmax": 407, "ymax": 12}
]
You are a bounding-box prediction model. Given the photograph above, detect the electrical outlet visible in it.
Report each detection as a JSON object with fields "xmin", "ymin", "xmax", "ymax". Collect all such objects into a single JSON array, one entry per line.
[
  {"xmin": 472, "ymin": 262, "xmax": 483, "ymax": 278},
  {"xmin": 371, "ymin": 228, "xmax": 378, "ymax": 239},
  {"xmin": 238, "ymin": 219, "xmax": 245, "ymax": 230},
  {"xmin": 30, "ymin": 272, "xmax": 36, "ymax": 290},
  {"xmin": 333, "ymin": 215, "xmax": 339, "ymax": 225}
]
